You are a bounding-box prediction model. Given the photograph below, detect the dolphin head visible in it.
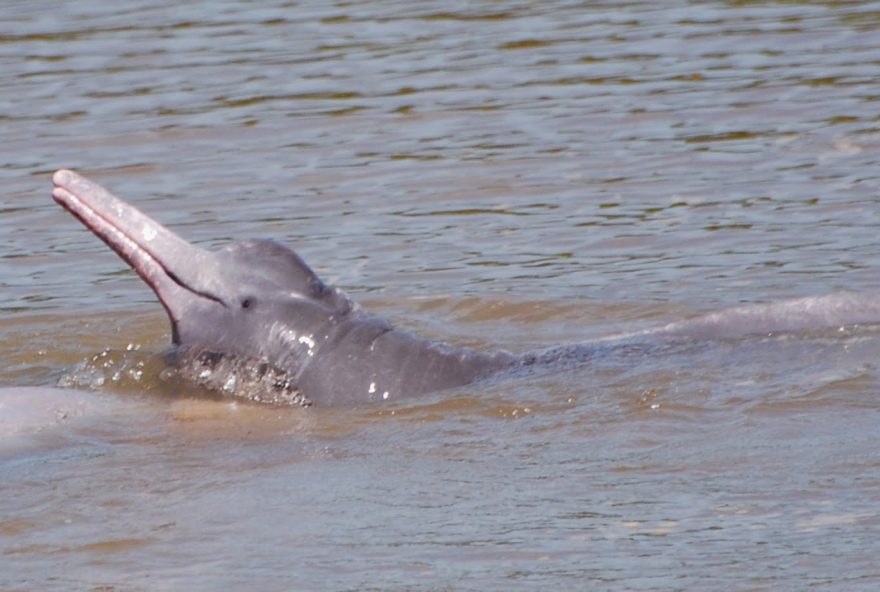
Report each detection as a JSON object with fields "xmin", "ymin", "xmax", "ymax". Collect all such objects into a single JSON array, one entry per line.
[
  {"xmin": 51, "ymin": 170, "xmax": 357, "ymax": 404},
  {"xmin": 172, "ymin": 238, "xmax": 357, "ymax": 361}
]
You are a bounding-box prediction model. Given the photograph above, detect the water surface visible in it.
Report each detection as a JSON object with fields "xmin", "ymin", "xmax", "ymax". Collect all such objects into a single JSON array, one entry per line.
[{"xmin": 2, "ymin": 1, "xmax": 880, "ymax": 590}]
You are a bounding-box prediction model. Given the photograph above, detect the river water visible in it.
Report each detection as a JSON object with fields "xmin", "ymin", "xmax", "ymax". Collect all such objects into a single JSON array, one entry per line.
[{"xmin": 2, "ymin": 1, "xmax": 880, "ymax": 590}]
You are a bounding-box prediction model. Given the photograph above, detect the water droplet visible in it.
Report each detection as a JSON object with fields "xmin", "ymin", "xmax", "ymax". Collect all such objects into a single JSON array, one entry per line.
[
  {"xmin": 298, "ymin": 334, "xmax": 316, "ymax": 356},
  {"xmin": 223, "ymin": 374, "xmax": 237, "ymax": 393}
]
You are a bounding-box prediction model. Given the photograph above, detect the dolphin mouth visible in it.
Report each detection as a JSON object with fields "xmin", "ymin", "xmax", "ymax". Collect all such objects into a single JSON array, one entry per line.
[{"xmin": 51, "ymin": 169, "xmax": 223, "ymax": 342}]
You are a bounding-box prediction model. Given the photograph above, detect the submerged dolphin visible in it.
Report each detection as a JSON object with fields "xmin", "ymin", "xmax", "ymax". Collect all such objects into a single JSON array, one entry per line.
[{"xmin": 51, "ymin": 169, "xmax": 880, "ymax": 406}]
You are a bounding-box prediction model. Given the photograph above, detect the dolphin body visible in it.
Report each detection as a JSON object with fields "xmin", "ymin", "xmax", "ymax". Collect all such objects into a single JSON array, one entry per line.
[{"xmin": 51, "ymin": 170, "xmax": 880, "ymax": 406}]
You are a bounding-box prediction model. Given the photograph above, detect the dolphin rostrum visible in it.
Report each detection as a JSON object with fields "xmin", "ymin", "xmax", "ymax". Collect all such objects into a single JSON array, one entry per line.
[{"xmin": 51, "ymin": 169, "xmax": 880, "ymax": 406}]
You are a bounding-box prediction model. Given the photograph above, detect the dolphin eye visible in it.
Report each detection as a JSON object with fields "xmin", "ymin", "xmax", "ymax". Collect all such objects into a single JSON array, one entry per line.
[
  {"xmin": 241, "ymin": 297, "xmax": 255, "ymax": 310},
  {"xmin": 310, "ymin": 279, "xmax": 329, "ymax": 298}
]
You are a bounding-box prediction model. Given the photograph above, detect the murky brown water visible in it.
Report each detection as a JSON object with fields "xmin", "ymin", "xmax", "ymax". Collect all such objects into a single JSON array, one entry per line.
[{"xmin": 3, "ymin": 1, "xmax": 880, "ymax": 589}]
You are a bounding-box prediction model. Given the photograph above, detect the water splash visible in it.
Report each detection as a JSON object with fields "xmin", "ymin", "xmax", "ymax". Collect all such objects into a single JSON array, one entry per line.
[{"xmin": 165, "ymin": 348, "xmax": 311, "ymax": 407}]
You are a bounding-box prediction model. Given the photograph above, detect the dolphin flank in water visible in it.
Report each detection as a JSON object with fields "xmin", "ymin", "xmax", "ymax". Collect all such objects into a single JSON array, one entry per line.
[{"xmin": 51, "ymin": 169, "xmax": 880, "ymax": 406}]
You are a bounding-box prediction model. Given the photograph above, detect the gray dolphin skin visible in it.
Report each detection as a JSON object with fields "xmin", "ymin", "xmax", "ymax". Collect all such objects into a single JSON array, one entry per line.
[
  {"xmin": 51, "ymin": 169, "xmax": 880, "ymax": 406},
  {"xmin": 51, "ymin": 169, "xmax": 515, "ymax": 406}
]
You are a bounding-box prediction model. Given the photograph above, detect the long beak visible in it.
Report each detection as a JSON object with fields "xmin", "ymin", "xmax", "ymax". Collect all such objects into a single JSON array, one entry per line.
[{"xmin": 51, "ymin": 169, "xmax": 222, "ymax": 342}]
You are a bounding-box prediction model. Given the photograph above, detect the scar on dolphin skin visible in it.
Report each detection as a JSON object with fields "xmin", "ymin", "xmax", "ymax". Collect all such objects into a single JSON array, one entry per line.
[{"xmin": 51, "ymin": 169, "xmax": 880, "ymax": 406}]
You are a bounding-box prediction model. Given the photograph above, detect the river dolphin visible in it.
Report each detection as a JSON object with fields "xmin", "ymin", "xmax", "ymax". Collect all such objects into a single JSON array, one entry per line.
[{"xmin": 51, "ymin": 169, "xmax": 880, "ymax": 406}]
